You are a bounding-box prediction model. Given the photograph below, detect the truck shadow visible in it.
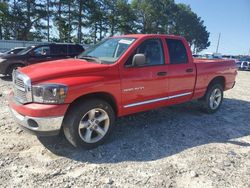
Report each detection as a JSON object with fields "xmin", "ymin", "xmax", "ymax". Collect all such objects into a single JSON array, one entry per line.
[{"xmin": 38, "ymin": 98, "xmax": 250, "ymax": 163}]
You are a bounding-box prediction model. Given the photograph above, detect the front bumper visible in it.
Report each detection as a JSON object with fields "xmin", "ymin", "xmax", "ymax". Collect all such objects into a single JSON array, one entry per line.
[{"xmin": 10, "ymin": 108, "xmax": 63, "ymax": 136}]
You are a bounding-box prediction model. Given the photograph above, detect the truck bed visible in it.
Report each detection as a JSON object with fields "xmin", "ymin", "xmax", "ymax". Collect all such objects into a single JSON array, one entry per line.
[{"xmin": 192, "ymin": 58, "xmax": 237, "ymax": 99}]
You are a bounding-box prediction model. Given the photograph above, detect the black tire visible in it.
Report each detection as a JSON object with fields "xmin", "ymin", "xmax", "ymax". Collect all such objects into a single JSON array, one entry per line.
[
  {"xmin": 7, "ymin": 64, "xmax": 24, "ymax": 76},
  {"xmin": 63, "ymin": 99, "xmax": 115, "ymax": 149},
  {"xmin": 201, "ymin": 84, "xmax": 224, "ymax": 114}
]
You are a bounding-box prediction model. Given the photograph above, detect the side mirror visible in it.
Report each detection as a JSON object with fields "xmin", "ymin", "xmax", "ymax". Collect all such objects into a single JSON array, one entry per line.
[{"xmin": 132, "ymin": 54, "xmax": 146, "ymax": 66}]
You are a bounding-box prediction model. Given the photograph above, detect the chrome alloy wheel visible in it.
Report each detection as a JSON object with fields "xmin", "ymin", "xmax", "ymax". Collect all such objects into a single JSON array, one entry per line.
[
  {"xmin": 78, "ymin": 108, "xmax": 110, "ymax": 143},
  {"xmin": 209, "ymin": 88, "xmax": 222, "ymax": 110}
]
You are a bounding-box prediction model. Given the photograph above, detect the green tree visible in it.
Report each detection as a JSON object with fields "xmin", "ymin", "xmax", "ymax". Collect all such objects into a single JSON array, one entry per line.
[
  {"xmin": 7, "ymin": 0, "xmax": 47, "ymax": 40},
  {"xmin": 131, "ymin": 0, "xmax": 210, "ymax": 51},
  {"xmin": 86, "ymin": 0, "xmax": 107, "ymax": 43},
  {"xmin": 53, "ymin": 0, "xmax": 74, "ymax": 42},
  {"xmin": 172, "ymin": 4, "xmax": 210, "ymax": 52},
  {"xmin": 0, "ymin": 0, "xmax": 210, "ymax": 51},
  {"xmin": 116, "ymin": 1, "xmax": 136, "ymax": 34},
  {"xmin": 131, "ymin": 0, "xmax": 175, "ymax": 34},
  {"xmin": 0, "ymin": 1, "xmax": 10, "ymax": 39}
]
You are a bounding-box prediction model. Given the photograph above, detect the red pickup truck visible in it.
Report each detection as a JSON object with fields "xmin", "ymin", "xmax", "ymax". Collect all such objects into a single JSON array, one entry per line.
[{"xmin": 9, "ymin": 34, "xmax": 237, "ymax": 148}]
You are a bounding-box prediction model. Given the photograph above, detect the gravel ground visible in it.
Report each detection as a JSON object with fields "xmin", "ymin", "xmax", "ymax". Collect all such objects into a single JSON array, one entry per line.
[{"xmin": 0, "ymin": 71, "xmax": 249, "ymax": 188}]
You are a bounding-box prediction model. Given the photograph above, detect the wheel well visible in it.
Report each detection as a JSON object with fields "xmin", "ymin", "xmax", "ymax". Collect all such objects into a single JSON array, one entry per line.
[
  {"xmin": 65, "ymin": 92, "xmax": 118, "ymax": 116},
  {"xmin": 208, "ymin": 76, "xmax": 225, "ymax": 90},
  {"xmin": 199, "ymin": 76, "xmax": 225, "ymax": 101}
]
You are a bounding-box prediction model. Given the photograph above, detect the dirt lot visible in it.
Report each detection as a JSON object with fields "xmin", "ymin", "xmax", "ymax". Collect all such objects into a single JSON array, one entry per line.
[{"xmin": 0, "ymin": 71, "xmax": 249, "ymax": 188}]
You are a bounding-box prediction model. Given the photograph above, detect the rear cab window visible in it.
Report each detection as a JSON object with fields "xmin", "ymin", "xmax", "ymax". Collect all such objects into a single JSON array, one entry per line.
[{"xmin": 166, "ymin": 39, "xmax": 188, "ymax": 64}]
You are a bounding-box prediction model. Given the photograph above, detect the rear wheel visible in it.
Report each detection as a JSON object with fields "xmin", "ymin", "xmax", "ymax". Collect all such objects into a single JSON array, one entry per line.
[
  {"xmin": 201, "ymin": 84, "xmax": 223, "ymax": 113},
  {"xmin": 63, "ymin": 99, "xmax": 115, "ymax": 149}
]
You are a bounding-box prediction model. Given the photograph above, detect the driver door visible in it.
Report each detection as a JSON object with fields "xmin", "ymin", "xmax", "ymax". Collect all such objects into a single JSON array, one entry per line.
[
  {"xmin": 27, "ymin": 45, "xmax": 51, "ymax": 64},
  {"xmin": 120, "ymin": 38, "xmax": 169, "ymax": 114}
]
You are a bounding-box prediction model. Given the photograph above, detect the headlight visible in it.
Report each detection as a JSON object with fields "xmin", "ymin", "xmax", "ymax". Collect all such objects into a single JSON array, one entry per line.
[
  {"xmin": 0, "ymin": 59, "xmax": 6, "ymax": 63},
  {"xmin": 32, "ymin": 84, "xmax": 68, "ymax": 104}
]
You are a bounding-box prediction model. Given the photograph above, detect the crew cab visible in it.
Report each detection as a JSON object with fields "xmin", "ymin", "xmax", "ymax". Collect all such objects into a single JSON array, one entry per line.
[{"xmin": 8, "ymin": 34, "xmax": 237, "ymax": 149}]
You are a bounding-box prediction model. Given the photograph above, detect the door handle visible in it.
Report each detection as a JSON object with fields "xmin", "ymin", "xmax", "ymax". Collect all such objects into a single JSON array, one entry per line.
[
  {"xmin": 157, "ymin": 72, "xmax": 167, "ymax": 76},
  {"xmin": 186, "ymin": 68, "xmax": 193, "ymax": 73}
]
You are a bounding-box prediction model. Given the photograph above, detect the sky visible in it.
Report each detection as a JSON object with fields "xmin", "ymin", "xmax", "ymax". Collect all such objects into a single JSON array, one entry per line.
[{"xmin": 175, "ymin": 0, "xmax": 250, "ymax": 55}]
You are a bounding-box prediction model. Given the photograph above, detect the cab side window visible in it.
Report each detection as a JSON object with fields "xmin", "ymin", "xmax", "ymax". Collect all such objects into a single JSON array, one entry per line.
[
  {"xmin": 126, "ymin": 39, "xmax": 164, "ymax": 66},
  {"xmin": 33, "ymin": 46, "xmax": 50, "ymax": 56},
  {"xmin": 166, "ymin": 39, "xmax": 188, "ymax": 64},
  {"xmin": 51, "ymin": 45, "xmax": 67, "ymax": 55}
]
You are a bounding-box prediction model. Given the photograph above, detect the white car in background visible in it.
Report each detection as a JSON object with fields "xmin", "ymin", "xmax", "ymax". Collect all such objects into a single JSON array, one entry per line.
[
  {"xmin": 0, "ymin": 47, "xmax": 26, "ymax": 57},
  {"xmin": 236, "ymin": 57, "xmax": 250, "ymax": 70},
  {"xmin": 240, "ymin": 61, "xmax": 250, "ymax": 70}
]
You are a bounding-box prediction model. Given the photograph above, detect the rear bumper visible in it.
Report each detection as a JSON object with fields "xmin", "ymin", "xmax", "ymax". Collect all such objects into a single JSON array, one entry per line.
[
  {"xmin": 232, "ymin": 81, "xmax": 236, "ymax": 88},
  {"xmin": 225, "ymin": 81, "xmax": 236, "ymax": 90},
  {"xmin": 10, "ymin": 107, "xmax": 63, "ymax": 136}
]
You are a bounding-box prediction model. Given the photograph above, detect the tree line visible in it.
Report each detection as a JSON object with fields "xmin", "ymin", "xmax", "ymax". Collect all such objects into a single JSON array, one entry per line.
[{"xmin": 0, "ymin": 0, "xmax": 210, "ymax": 52}]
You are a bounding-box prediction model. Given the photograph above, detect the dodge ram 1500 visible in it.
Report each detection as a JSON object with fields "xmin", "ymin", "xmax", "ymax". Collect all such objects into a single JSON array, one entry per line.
[{"xmin": 8, "ymin": 34, "xmax": 237, "ymax": 148}]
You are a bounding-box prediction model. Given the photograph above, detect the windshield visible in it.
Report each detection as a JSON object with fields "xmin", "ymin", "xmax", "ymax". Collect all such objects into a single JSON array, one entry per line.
[
  {"xmin": 78, "ymin": 37, "xmax": 136, "ymax": 64},
  {"xmin": 3, "ymin": 49, "xmax": 14, "ymax": 54},
  {"xmin": 17, "ymin": 46, "xmax": 35, "ymax": 55}
]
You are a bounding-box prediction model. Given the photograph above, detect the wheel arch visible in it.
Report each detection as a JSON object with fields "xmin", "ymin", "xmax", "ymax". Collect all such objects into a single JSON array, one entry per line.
[
  {"xmin": 199, "ymin": 76, "xmax": 225, "ymax": 100},
  {"xmin": 65, "ymin": 92, "xmax": 119, "ymax": 117},
  {"xmin": 207, "ymin": 76, "xmax": 226, "ymax": 90}
]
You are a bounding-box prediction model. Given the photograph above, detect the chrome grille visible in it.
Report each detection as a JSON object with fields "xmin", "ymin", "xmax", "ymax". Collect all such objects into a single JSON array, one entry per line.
[
  {"xmin": 12, "ymin": 70, "xmax": 32, "ymax": 104},
  {"xmin": 15, "ymin": 77, "xmax": 25, "ymax": 88}
]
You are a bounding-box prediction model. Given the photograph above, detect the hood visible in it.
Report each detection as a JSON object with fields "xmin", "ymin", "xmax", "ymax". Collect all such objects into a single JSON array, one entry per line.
[{"xmin": 19, "ymin": 59, "xmax": 110, "ymax": 82}]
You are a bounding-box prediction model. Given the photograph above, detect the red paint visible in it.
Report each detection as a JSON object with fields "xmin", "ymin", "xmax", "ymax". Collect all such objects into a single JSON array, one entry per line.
[
  {"xmin": 9, "ymin": 92, "xmax": 69, "ymax": 117},
  {"xmin": 9, "ymin": 34, "xmax": 237, "ymax": 118}
]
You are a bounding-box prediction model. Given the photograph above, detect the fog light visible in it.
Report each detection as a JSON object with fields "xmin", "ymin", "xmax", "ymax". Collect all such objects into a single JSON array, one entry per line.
[{"xmin": 27, "ymin": 119, "xmax": 38, "ymax": 128}]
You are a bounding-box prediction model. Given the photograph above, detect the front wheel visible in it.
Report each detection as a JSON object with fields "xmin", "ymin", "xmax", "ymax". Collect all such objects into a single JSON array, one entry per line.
[
  {"xmin": 63, "ymin": 99, "xmax": 115, "ymax": 149},
  {"xmin": 202, "ymin": 84, "xmax": 223, "ymax": 113}
]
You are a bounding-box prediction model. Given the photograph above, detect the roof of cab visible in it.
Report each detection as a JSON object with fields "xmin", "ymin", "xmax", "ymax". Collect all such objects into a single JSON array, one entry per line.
[{"xmin": 112, "ymin": 34, "xmax": 184, "ymax": 39}]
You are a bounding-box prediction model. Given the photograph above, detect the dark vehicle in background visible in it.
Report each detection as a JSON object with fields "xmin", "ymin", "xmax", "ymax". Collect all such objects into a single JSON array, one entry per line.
[
  {"xmin": 0, "ymin": 43, "xmax": 84, "ymax": 75},
  {"xmin": 222, "ymin": 55, "xmax": 237, "ymax": 60},
  {"xmin": 192, "ymin": 54, "xmax": 202, "ymax": 58},
  {"xmin": 0, "ymin": 47, "xmax": 26, "ymax": 57}
]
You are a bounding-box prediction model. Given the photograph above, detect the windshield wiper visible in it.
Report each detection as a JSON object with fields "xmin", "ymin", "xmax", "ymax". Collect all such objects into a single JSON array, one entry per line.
[{"xmin": 78, "ymin": 55, "xmax": 102, "ymax": 64}]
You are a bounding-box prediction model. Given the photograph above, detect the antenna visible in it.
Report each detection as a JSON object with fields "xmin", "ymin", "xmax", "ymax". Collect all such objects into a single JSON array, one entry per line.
[{"xmin": 216, "ymin": 33, "xmax": 221, "ymax": 53}]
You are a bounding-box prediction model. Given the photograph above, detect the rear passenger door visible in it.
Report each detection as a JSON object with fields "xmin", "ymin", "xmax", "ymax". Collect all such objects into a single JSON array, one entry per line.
[
  {"xmin": 165, "ymin": 38, "xmax": 196, "ymax": 103},
  {"xmin": 67, "ymin": 45, "xmax": 84, "ymax": 57},
  {"xmin": 50, "ymin": 44, "xmax": 68, "ymax": 60}
]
